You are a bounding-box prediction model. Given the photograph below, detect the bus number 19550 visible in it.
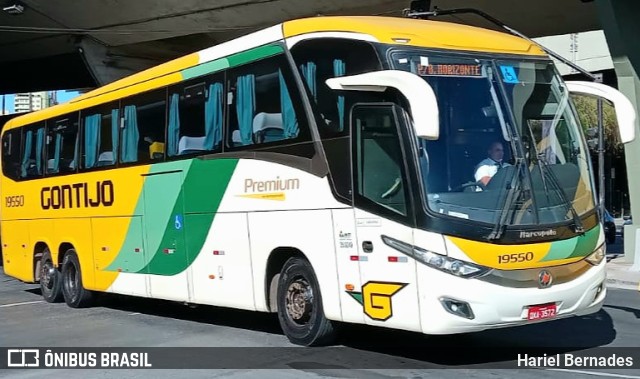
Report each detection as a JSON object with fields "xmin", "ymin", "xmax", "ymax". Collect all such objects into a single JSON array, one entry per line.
[
  {"xmin": 5, "ymin": 195, "xmax": 24, "ymax": 208},
  {"xmin": 498, "ymin": 252, "xmax": 534, "ymax": 264}
]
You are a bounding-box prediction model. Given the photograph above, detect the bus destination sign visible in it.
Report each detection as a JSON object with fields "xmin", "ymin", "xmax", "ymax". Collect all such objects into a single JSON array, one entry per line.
[{"xmin": 418, "ymin": 64, "xmax": 483, "ymax": 77}]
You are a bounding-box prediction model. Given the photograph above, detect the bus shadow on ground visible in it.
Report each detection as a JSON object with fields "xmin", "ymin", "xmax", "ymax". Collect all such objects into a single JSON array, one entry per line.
[
  {"xmin": 336, "ymin": 310, "xmax": 617, "ymax": 367},
  {"xmin": 96, "ymin": 291, "xmax": 285, "ymax": 336},
  {"xmin": 603, "ymin": 304, "xmax": 640, "ymax": 319},
  {"xmin": 23, "ymin": 286, "xmax": 283, "ymax": 335},
  {"xmin": 23, "ymin": 286, "xmax": 617, "ymax": 368}
]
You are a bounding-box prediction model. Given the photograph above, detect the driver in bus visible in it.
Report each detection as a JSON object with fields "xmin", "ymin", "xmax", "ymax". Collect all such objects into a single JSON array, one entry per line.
[{"xmin": 474, "ymin": 141, "xmax": 511, "ymax": 186}]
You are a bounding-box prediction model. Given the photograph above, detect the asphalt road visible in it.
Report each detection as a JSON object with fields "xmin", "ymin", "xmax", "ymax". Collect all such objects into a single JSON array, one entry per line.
[{"xmin": 0, "ymin": 266, "xmax": 639, "ymax": 378}]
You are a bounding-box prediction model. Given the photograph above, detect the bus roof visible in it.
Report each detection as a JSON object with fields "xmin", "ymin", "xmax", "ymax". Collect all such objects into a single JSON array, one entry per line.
[
  {"xmin": 3, "ymin": 16, "xmax": 546, "ymax": 131},
  {"xmin": 283, "ymin": 16, "xmax": 546, "ymax": 56}
]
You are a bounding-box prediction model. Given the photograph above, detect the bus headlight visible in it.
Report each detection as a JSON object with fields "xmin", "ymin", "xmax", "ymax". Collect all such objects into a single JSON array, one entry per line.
[
  {"xmin": 381, "ymin": 235, "xmax": 491, "ymax": 279},
  {"xmin": 585, "ymin": 243, "xmax": 606, "ymax": 266}
]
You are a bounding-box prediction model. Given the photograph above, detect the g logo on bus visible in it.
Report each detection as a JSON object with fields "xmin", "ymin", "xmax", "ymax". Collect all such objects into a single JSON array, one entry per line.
[
  {"xmin": 538, "ymin": 270, "xmax": 553, "ymax": 288},
  {"xmin": 346, "ymin": 281, "xmax": 407, "ymax": 321}
]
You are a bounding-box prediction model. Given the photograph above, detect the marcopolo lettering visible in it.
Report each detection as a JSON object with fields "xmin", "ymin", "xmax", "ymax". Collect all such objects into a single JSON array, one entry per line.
[
  {"xmin": 41, "ymin": 181, "xmax": 114, "ymax": 210},
  {"xmin": 519, "ymin": 229, "xmax": 557, "ymax": 239}
]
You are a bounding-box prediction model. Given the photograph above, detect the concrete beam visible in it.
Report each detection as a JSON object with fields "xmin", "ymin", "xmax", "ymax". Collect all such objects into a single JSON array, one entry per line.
[{"xmin": 78, "ymin": 38, "xmax": 161, "ymax": 86}]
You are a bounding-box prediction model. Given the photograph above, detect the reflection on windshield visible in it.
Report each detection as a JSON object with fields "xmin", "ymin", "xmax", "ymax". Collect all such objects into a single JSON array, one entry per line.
[
  {"xmin": 499, "ymin": 60, "xmax": 595, "ymax": 224},
  {"xmin": 391, "ymin": 51, "xmax": 595, "ymax": 227}
]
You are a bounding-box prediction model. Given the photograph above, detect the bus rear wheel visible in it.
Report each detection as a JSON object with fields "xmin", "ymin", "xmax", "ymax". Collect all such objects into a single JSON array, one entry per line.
[
  {"xmin": 276, "ymin": 257, "xmax": 337, "ymax": 346},
  {"xmin": 40, "ymin": 248, "xmax": 63, "ymax": 303},
  {"xmin": 61, "ymin": 249, "xmax": 94, "ymax": 308}
]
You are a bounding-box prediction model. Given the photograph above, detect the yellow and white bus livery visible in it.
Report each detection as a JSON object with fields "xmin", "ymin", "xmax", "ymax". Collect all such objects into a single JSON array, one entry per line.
[{"xmin": 1, "ymin": 16, "xmax": 636, "ymax": 346}]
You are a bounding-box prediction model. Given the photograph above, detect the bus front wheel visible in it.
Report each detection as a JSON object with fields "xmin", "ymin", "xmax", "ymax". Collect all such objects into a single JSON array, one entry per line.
[
  {"xmin": 40, "ymin": 248, "xmax": 63, "ymax": 303},
  {"xmin": 61, "ymin": 249, "xmax": 94, "ymax": 308},
  {"xmin": 276, "ymin": 257, "xmax": 337, "ymax": 346}
]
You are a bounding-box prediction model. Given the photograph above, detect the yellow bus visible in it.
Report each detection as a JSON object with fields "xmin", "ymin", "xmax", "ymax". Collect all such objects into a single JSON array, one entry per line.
[{"xmin": 1, "ymin": 16, "xmax": 636, "ymax": 346}]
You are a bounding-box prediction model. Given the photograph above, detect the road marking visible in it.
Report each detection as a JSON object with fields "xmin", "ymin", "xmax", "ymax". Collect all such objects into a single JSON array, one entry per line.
[
  {"xmin": 546, "ymin": 369, "xmax": 640, "ymax": 378},
  {"xmin": 0, "ymin": 300, "xmax": 45, "ymax": 308},
  {"xmin": 128, "ymin": 312, "xmax": 141, "ymax": 316}
]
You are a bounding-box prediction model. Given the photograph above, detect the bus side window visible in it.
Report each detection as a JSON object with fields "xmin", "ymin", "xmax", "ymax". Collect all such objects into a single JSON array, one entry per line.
[
  {"xmin": 352, "ymin": 104, "xmax": 411, "ymax": 218},
  {"xmin": 290, "ymin": 38, "xmax": 382, "ymax": 138},
  {"xmin": 19, "ymin": 123, "xmax": 45, "ymax": 179},
  {"xmin": 121, "ymin": 89, "xmax": 167, "ymax": 164},
  {"xmin": 2, "ymin": 129, "xmax": 22, "ymax": 180},
  {"xmin": 46, "ymin": 113, "xmax": 79, "ymax": 175},
  {"xmin": 226, "ymin": 54, "xmax": 309, "ymax": 149},
  {"xmin": 167, "ymin": 74, "xmax": 224, "ymax": 157},
  {"xmin": 81, "ymin": 102, "xmax": 120, "ymax": 169}
]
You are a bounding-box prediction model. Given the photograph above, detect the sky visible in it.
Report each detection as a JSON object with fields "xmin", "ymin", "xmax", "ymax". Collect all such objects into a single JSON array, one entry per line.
[{"xmin": 1, "ymin": 90, "xmax": 80, "ymax": 114}]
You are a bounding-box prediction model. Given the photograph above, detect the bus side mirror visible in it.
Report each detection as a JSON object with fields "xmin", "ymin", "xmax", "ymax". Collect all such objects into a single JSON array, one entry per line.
[
  {"xmin": 326, "ymin": 70, "xmax": 440, "ymax": 140},
  {"xmin": 565, "ymin": 81, "xmax": 637, "ymax": 144}
]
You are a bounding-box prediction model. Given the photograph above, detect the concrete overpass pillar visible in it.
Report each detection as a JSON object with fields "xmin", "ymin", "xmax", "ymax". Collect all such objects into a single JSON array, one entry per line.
[
  {"xmin": 78, "ymin": 38, "xmax": 158, "ymax": 86},
  {"xmin": 596, "ymin": 0, "xmax": 640, "ymax": 268}
]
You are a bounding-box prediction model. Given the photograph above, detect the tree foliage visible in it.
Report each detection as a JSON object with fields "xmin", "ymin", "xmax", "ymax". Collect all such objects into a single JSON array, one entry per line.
[{"xmin": 570, "ymin": 94, "xmax": 623, "ymax": 155}]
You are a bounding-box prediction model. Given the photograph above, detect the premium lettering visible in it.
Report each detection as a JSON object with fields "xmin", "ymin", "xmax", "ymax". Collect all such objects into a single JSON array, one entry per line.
[
  {"xmin": 244, "ymin": 177, "xmax": 300, "ymax": 193},
  {"xmin": 41, "ymin": 181, "xmax": 114, "ymax": 209}
]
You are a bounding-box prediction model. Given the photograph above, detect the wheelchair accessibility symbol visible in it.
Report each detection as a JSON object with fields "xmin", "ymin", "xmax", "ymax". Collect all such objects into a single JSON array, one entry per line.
[
  {"xmin": 175, "ymin": 215, "xmax": 183, "ymax": 230},
  {"xmin": 500, "ymin": 65, "xmax": 520, "ymax": 84}
]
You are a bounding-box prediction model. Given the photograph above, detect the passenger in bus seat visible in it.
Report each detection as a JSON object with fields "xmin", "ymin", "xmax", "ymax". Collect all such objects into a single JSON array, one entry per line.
[{"xmin": 474, "ymin": 141, "xmax": 510, "ymax": 186}]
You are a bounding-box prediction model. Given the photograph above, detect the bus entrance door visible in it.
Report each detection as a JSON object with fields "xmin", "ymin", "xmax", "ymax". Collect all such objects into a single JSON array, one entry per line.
[
  {"xmin": 353, "ymin": 210, "xmax": 421, "ymax": 332},
  {"xmin": 351, "ymin": 103, "xmax": 422, "ymax": 332}
]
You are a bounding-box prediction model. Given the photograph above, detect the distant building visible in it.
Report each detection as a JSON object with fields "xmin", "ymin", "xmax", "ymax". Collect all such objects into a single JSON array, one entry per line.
[
  {"xmin": 534, "ymin": 30, "xmax": 613, "ymax": 75},
  {"xmin": 14, "ymin": 92, "xmax": 49, "ymax": 113}
]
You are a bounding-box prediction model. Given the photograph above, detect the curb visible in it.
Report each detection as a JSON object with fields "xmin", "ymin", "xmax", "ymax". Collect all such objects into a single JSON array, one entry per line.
[{"xmin": 606, "ymin": 278, "xmax": 639, "ymax": 291}]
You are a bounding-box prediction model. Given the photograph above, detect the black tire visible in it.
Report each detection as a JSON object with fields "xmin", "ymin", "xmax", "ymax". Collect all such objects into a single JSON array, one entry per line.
[
  {"xmin": 607, "ymin": 229, "xmax": 616, "ymax": 244},
  {"xmin": 40, "ymin": 248, "xmax": 63, "ymax": 303},
  {"xmin": 61, "ymin": 249, "xmax": 94, "ymax": 308},
  {"xmin": 276, "ymin": 257, "xmax": 337, "ymax": 346}
]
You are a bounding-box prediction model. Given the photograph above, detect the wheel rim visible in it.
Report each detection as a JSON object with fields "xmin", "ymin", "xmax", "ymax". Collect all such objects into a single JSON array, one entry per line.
[
  {"xmin": 285, "ymin": 277, "xmax": 313, "ymax": 325},
  {"xmin": 64, "ymin": 262, "xmax": 78, "ymax": 301},
  {"xmin": 41, "ymin": 260, "xmax": 56, "ymax": 291}
]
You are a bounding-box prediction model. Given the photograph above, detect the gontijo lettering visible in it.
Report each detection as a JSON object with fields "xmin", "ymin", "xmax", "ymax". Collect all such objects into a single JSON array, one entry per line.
[{"xmin": 41, "ymin": 180, "xmax": 114, "ymax": 209}]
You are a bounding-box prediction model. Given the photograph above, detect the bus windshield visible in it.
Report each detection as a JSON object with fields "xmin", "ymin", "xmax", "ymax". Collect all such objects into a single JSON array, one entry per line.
[{"xmin": 391, "ymin": 51, "xmax": 595, "ymax": 227}]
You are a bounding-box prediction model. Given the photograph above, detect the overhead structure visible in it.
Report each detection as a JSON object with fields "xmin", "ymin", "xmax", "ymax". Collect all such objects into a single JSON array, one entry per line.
[{"xmin": 0, "ymin": 0, "xmax": 600, "ymax": 93}]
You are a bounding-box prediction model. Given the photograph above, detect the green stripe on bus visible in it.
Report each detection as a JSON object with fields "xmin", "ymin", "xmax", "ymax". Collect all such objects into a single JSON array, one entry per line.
[
  {"xmin": 140, "ymin": 158, "xmax": 239, "ymax": 275},
  {"xmin": 182, "ymin": 58, "xmax": 230, "ymax": 80},
  {"xmin": 179, "ymin": 44, "xmax": 283, "ymax": 82},
  {"xmin": 567, "ymin": 224, "xmax": 600, "ymax": 258},
  {"xmin": 540, "ymin": 237, "xmax": 578, "ymax": 262},
  {"xmin": 227, "ymin": 44, "xmax": 284, "ymax": 67},
  {"xmin": 541, "ymin": 224, "xmax": 600, "ymax": 262},
  {"xmin": 105, "ymin": 161, "xmax": 192, "ymax": 273}
]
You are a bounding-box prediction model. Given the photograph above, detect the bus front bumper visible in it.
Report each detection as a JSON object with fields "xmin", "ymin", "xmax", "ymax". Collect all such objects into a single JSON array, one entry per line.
[{"xmin": 417, "ymin": 260, "xmax": 606, "ymax": 335}]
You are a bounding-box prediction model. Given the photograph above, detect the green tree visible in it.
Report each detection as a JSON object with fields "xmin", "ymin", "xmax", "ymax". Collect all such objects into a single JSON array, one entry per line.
[{"xmin": 571, "ymin": 94, "xmax": 623, "ymax": 155}]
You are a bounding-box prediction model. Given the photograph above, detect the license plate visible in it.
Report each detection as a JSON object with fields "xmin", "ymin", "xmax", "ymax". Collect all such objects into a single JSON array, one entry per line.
[{"xmin": 527, "ymin": 304, "xmax": 557, "ymax": 320}]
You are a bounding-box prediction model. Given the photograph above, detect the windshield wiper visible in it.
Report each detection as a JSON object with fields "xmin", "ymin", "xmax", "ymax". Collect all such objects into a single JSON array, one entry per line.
[
  {"xmin": 486, "ymin": 157, "xmax": 524, "ymax": 241},
  {"xmin": 535, "ymin": 155, "xmax": 585, "ymax": 234},
  {"xmin": 522, "ymin": 96, "xmax": 584, "ymax": 233}
]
